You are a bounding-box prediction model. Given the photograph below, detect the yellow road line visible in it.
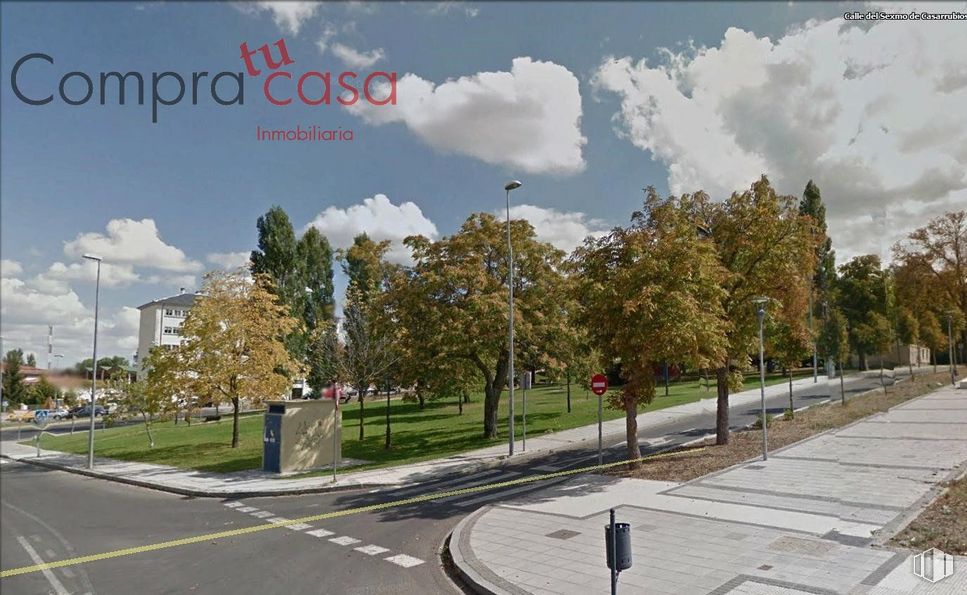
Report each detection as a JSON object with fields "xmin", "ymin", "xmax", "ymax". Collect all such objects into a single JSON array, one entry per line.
[{"xmin": 0, "ymin": 447, "xmax": 702, "ymax": 579}]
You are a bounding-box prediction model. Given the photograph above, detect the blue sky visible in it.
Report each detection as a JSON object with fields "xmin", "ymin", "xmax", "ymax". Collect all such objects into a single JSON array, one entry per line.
[{"xmin": 2, "ymin": 1, "xmax": 965, "ymax": 364}]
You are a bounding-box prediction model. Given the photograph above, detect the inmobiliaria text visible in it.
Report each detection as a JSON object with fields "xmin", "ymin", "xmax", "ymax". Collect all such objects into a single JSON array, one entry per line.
[{"xmin": 9, "ymin": 38, "xmax": 396, "ymax": 123}]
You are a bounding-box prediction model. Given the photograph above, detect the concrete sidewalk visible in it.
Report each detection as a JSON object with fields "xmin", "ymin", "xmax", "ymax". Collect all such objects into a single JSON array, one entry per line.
[
  {"xmin": 0, "ymin": 374, "xmax": 847, "ymax": 497},
  {"xmin": 450, "ymin": 384, "xmax": 967, "ymax": 595}
]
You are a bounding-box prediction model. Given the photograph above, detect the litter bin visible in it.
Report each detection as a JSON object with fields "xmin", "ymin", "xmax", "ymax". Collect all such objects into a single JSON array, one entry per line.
[
  {"xmin": 261, "ymin": 400, "xmax": 340, "ymax": 474},
  {"xmin": 605, "ymin": 521, "xmax": 632, "ymax": 572}
]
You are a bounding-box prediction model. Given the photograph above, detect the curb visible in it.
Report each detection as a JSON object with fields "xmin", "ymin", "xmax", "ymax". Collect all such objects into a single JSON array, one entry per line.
[{"xmin": 448, "ymin": 506, "xmax": 528, "ymax": 595}]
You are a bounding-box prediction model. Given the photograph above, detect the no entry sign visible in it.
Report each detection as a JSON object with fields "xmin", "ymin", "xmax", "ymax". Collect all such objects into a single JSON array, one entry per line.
[{"xmin": 591, "ymin": 373, "xmax": 608, "ymax": 396}]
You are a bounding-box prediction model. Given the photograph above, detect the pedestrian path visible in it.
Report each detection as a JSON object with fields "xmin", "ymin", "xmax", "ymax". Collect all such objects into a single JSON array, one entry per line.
[
  {"xmin": 450, "ymin": 385, "xmax": 967, "ymax": 595},
  {"xmin": 0, "ymin": 374, "xmax": 854, "ymax": 497}
]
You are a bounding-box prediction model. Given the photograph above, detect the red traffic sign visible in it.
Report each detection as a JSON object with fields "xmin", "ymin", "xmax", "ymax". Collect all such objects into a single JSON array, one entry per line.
[{"xmin": 591, "ymin": 374, "xmax": 608, "ymax": 396}]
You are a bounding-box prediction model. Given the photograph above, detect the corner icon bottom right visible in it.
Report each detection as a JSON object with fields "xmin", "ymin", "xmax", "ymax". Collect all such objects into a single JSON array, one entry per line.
[{"xmin": 912, "ymin": 548, "xmax": 955, "ymax": 583}]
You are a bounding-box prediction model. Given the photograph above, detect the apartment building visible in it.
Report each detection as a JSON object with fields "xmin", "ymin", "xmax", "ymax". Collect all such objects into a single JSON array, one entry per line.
[{"xmin": 135, "ymin": 289, "xmax": 197, "ymax": 376}]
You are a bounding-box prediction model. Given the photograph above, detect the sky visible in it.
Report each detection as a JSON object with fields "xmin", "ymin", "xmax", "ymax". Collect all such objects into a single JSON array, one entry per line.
[{"xmin": 2, "ymin": 1, "xmax": 966, "ymax": 365}]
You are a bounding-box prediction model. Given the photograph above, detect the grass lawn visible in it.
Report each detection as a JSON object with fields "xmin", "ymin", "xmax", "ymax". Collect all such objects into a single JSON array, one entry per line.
[{"xmin": 33, "ymin": 372, "xmax": 810, "ymax": 474}]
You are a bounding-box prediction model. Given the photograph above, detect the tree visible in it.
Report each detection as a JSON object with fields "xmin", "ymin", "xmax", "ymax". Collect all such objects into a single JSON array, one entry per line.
[
  {"xmin": 837, "ymin": 255, "xmax": 890, "ymax": 370},
  {"xmin": 821, "ymin": 309, "xmax": 850, "ymax": 405},
  {"xmin": 893, "ymin": 210, "xmax": 966, "ymax": 362},
  {"xmin": 402, "ymin": 213, "xmax": 571, "ymax": 439},
  {"xmin": 918, "ymin": 310, "xmax": 946, "ymax": 373},
  {"xmin": 768, "ymin": 303, "xmax": 811, "ymax": 418},
  {"xmin": 251, "ymin": 206, "xmax": 306, "ymax": 358},
  {"xmin": 799, "ymin": 181, "xmax": 836, "ymax": 298},
  {"xmin": 896, "ymin": 308, "xmax": 920, "ymax": 378},
  {"xmin": 2, "ymin": 349, "xmax": 27, "ymax": 404},
  {"xmin": 576, "ymin": 189, "xmax": 728, "ymax": 464},
  {"xmin": 692, "ymin": 176, "xmax": 817, "ymax": 445},
  {"xmin": 30, "ymin": 377, "xmax": 61, "ymax": 407},
  {"xmin": 176, "ymin": 270, "xmax": 303, "ymax": 448},
  {"xmin": 26, "ymin": 353, "xmax": 37, "ymax": 367},
  {"xmin": 113, "ymin": 376, "xmax": 165, "ymax": 448},
  {"xmin": 299, "ymin": 227, "xmax": 336, "ymax": 330}
]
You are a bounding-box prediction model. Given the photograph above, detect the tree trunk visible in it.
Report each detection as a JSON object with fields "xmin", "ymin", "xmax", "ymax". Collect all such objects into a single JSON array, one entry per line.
[
  {"xmin": 859, "ymin": 352, "xmax": 868, "ymax": 371},
  {"xmin": 787, "ymin": 369, "xmax": 794, "ymax": 418},
  {"xmin": 703, "ymin": 369, "xmax": 710, "ymax": 392},
  {"xmin": 463, "ymin": 391, "xmax": 470, "ymax": 403},
  {"xmin": 458, "ymin": 389, "xmax": 464, "ymax": 415},
  {"xmin": 142, "ymin": 412, "xmax": 154, "ymax": 448},
  {"xmin": 933, "ymin": 348, "xmax": 937, "ymax": 374},
  {"xmin": 624, "ymin": 396, "xmax": 641, "ymax": 469},
  {"xmin": 231, "ymin": 398, "xmax": 240, "ymax": 448},
  {"xmin": 566, "ymin": 372, "xmax": 572, "ymax": 413},
  {"xmin": 715, "ymin": 366, "xmax": 730, "ymax": 445},
  {"xmin": 483, "ymin": 381, "xmax": 501, "ymax": 439},
  {"xmin": 384, "ymin": 388, "xmax": 391, "ymax": 450},
  {"xmin": 358, "ymin": 395, "xmax": 365, "ymax": 440},
  {"xmin": 418, "ymin": 391, "xmax": 425, "ymax": 410}
]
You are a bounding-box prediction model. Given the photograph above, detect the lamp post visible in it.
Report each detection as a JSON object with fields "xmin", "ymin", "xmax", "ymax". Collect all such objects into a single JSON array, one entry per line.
[
  {"xmin": 505, "ymin": 180, "xmax": 522, "ymax": 456},
  {"xmin": 753, "ymin": 297, "xmax": 769, "ymax": 461},
  {"xmin": 83, "ymin": 254, "xmax": 102, "ymax": 469},
  {"xmin": 947, "ymin": 312, "xmax": 957, "ymax": 385}
]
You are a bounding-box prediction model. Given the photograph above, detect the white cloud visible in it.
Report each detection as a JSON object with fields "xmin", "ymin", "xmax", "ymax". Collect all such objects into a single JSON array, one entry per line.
[
  {"xmin": 41, "ymin": 261, "xmax": 141, "ymax": 288},
  {"xmin": 347, "ymin": 57, "xmax": 587, "ymax": 175},
  {"xmin": 505, "ymin": 205, "xmax": 609, "ymax": 253},
  {"xmin": 315, "ymin": 22, "xmax": 338, "ymax": 55},
  {"xmin": 330, "ymin": 42, "xmax": 385, "ymax": 68},
  {"xmin": 63, "ymin": 218, "xmax": 202, "ymax": 273},
  {"xmin": 427, "ymin": 2, "xmax": 479, "ymax": 18},
  {"xmin": 1, "ymin": 259, "xmax": 23, "ymax": 277},
  {"xmin": 592, "ymin": 13, "xmax": 967, "ymax": 262},
  {"xmin": 303, "ymin": 194, "xmax": 438, "ymax": 264},
  {"xmin": 235, "ymin": 1, "xmax": 321, "ymax": 36},
  {"xmin": 207, "ymin": 251, "xmax": 251, "ymax": 269}
]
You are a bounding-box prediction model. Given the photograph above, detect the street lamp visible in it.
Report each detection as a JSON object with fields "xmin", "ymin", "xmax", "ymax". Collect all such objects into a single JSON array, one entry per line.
[
  {"xmin": 753, "ymin": 296, "xmax": 769, "ymax": 461},
  {"xmin": 83, "ymin": 253, "xmax": 102, "ymax": 469},
  {"xmin": 947, "ymin": 312, "xmax": 958, "ymax": 385},
  {"xmin": 505, "ymin": 180, "xmax": 522, "ymax": 457}
]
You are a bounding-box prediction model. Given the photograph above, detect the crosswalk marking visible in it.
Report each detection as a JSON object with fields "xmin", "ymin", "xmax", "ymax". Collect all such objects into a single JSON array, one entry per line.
[
  {"xmin": 354, "ymin": 545, "xmax": 390, "ymax": 556},
  {"xmin": 429, "ymin": 471, "xmax": 522, "ymax": 504},
  {"xmin": 454, "ymin": 480, "xmax": 548, "ymax": 508},
  {"xmin": 251, "ymin": 511, "xmax": 274, "ymax": 519},
  {"xmin": 389, "ymin": 468, "xmax": 508, "ymax": 498},
  {"xmin": 266, "ymin": 517, "xmax": 290, "ymax": 524},
  {"xmin": 329, "ymin": 536, "xmax": 360, "ymax": 546},
  {"xmin": 223, "ymin": 502, "xmax": 244, "ymax": 508},
  {"xmin": 285, "ymin": 523, "xmax": 312, "ymax": 531},
  {"xmin": 384, "ymin": 554, "xmax": 424, "ymax": 568},
  {"xmin": 305, "ymin": 529, "xmax": 334, "ymax": 538},
  {"xmin": 236, "ymin": 506, "xmax": 257, "ymax": 513}
]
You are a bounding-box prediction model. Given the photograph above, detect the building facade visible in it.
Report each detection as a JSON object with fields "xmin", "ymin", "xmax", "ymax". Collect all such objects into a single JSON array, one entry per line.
[{"xmin": 136, "ymin": 291, "xmax": 197, "ymax": 376}]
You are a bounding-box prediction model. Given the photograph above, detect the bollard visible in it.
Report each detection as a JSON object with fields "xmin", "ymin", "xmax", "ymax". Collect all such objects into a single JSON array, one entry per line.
[
  {"xmin": 36, "ymin": 433, "xmax": 41, "ymax": 457},
  {"xmin": 605, "ymin": 508, "xmax": 632, "ymax": 594}
]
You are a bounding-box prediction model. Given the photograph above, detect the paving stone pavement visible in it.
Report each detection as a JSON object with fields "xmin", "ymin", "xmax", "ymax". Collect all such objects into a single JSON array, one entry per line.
[{"xmin": 450, "ymin": 385, "xmax": 967, "ymax": 595}]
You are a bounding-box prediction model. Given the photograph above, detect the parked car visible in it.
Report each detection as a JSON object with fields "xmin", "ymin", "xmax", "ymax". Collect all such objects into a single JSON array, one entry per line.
[
  {"xmin": 50, "ymin": 407, "xmax": 71, "ymax": 420},
  {"xmin": 68, "ymin": 405, "xmax": 108, "ymax": 419},
  {"xmin": 11, "ymin": 409, "xmax": 37, "ymax": 423},
  {"xmin": 31, "ymin": 409, "xmax": 51, "ymax": 423}
]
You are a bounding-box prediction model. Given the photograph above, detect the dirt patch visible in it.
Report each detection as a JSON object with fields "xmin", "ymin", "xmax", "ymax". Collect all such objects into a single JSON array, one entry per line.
[
  {"xmin": 891, "ymin": 474, "xmax": 967, "ymax": 555},
  {"xmin": 609, "ymin": 372, "xmax": 953, "ymax": 483}
]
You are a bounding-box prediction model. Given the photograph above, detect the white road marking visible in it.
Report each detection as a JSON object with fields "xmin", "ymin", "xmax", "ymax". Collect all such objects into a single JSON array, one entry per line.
[
  {"xmin": 223, "ymin": 502, "xmax": 244, "ymax": 508},
  {"xmin": 390, "ymin": 468, "xmax": 507, "ymax": 498},
  {"xmin": 384, "ymin": 554, "xmax": 425, "ymax": 568},
  {"xmin": 251, "ymin": 511, "xmax": 274, "ymax": 518},
  {"xmin": 429, "ymin": 471, "xmax": 522, "ymax": 504},
  {"xmin": 454, "ymin": 481, "xmax": 547, "ymax": 508},
  {"xmin": 286, "ymin": 523, "xmax": 312, "ymax": 531},
  {"xmin": 44, "ymin": 548, "xmax": 57, "ymax": 558},
  {"xmin": 266, "ymin": 517, "xmax": 290, "ymax": 524},
  {"xmin": 354, "ymin": 544, "xmax": 390, "ymax": 556},
  {"xmin": 329, "ymin": 536, "xmax": 361, "ymax": 546},
  {"xmin": 236, "ymin": 506, "xmax": 258, "ymax": 513},
  {"xmin": 16, "ymin": 535, "xmax": 69, "ymax": 595},
  {"xmin": 305, "ymin": 529, "xmax": 334, "ymax": 538}
]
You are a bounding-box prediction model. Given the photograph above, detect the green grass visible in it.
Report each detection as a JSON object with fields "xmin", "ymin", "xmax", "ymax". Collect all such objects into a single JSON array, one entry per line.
[{"xmin": 33, "ymin": 372, "xmax": 808, "ymax": 474}]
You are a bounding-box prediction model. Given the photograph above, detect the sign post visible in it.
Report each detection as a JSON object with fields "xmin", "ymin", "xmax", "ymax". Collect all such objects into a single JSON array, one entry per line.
[
  {"xmin": 520, "ymin": 372, "xmax": 531, "ymax": 451},
  {"xmin": 591, "ymin": 374, "xmax": 608, "ymax": 465}
]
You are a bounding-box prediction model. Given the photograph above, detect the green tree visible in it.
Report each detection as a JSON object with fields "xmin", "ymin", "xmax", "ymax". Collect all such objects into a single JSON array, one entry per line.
[
  {"xmin": 576, "ymin": 189, "xmax": 728, "ymax": 463},
  {"xmin": 299, "ymin": 226, "xmax": 336, "ymax": 330},
  {"xmin": 918, "ymin": 310, "xmax": 946, "ymax": 373},
  {"xmin": 26, "ymin": 353, "xmax": 37, "ymax": 367},
  {"xmin": 113, "ymin": 376, "xmax": 166, "ymax": 448},
  {"xmin": 30, "ymin": 377, "xmax": 61, "ymax": 407},
  {"xmin": 896, "ymin": 308, "xmax": 920, "ymax": 378},
  {"xmin": 2, "ymin": 349, "xmax": 27, "ymax": 404},
  {"xmin": 402, "ymin": 213, "xmax": 571, "ymax": 439},
  {"xmin": 821, "ymin": 308, "xmax": 850, "ymax": 404},
  {"xmin": 837, "ymin": 255, "xmax": 890, "ymax": 370},
  {"xmin": 692, "ymin": 176, "xmax": 817, "ymax": 445},
  {"xmin": 799, "ymin": 181, "xmax": 836, "ymax": 298},
  {"xmin": 251, "ymin": 206, "xmax": 305, "ymax": 358}
]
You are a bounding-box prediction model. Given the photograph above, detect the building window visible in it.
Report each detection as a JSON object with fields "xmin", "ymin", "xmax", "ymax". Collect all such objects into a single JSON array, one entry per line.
[
  {"xmin": 165, "ymin": 309, "xmax": 174, "ymax": 316},
  {"xmin": 163, "ymin": 326, "xmax": 181, "ymax": 335}
]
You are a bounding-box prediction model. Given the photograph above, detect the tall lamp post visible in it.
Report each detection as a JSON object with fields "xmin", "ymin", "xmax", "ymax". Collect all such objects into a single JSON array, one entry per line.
[
  {"xmin": 947, "ymin": 312, "xmax": 958, "ymax": 385},
  {"xmin": 753, "ymin": 297, "xmax": 769, "ymax": 461},
  {"xmin": 505, "ymin": 180, "xmax": 522, "ymax": 456},
  {"xmin": 83, "ymin": 254, "xmax": 102, "ymax": 469}
]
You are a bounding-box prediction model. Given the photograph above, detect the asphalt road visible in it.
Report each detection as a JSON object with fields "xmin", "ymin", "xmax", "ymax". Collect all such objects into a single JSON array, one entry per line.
[{"xmin": 0, "ymin": 372, "xmax": 896, "ymax": 594}]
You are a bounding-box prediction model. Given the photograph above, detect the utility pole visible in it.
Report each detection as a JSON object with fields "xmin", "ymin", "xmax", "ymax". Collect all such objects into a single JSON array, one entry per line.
[{"xmin": 504, "ymin": 180, "xmax": 522, "ymax": 456}]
